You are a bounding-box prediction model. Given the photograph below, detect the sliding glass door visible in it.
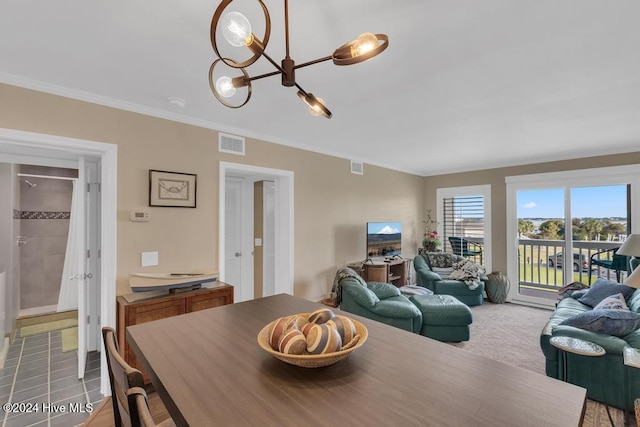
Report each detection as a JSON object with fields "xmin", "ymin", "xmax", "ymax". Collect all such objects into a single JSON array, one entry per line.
[{"xmin": 507, "ymin": 165, "xmax": 640, "ymax": 308}]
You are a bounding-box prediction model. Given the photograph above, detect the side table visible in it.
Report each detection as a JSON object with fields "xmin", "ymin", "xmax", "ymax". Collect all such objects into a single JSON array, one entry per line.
[
  {"xmin": 550, "ymin": 336, "xmax": 606, "ymax": 382},
  {"xmin": 623, "ymin": 346, "xmax": 640, "ymax": 425}
]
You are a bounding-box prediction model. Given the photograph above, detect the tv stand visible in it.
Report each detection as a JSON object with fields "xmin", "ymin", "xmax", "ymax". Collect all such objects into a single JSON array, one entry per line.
[{"xmin": 360, "ymin": 258, "xmax": 408, "ymax": 287}]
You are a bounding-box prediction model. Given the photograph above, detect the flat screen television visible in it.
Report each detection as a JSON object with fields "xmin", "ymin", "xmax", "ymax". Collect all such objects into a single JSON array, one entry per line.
[{"xmin": 367, "ymin": 222, "xmax": 402, "ymax": 258}]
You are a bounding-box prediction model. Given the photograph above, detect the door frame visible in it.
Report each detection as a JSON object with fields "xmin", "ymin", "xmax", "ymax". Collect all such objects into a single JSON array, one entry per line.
[
  {"xmin": 219, "ymin": 162, "xmax": 294, "ymax": 299},
  {"xmin": 0, "ymin": 127, "xmax": 117, "ymax": 396},
  {"xmin": 506, "ymin": 164, "xmax": 640, "ymax": 308}
]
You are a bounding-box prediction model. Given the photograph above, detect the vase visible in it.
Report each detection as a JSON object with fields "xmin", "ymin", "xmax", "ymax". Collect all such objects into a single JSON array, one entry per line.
[{"xmin": 486, "ymin": 271, "xmax": 510, "ymax": 304}]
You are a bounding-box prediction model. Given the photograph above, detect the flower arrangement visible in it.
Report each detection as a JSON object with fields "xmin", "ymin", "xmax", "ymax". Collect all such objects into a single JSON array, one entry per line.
[{"xmin": 422, "ymin": 209, "xmax": 440, "ymax": 251}]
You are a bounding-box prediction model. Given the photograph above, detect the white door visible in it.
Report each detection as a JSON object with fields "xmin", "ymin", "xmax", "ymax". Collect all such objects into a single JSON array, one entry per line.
[
  {"xmin": 76, "ymin": 157, "xmax": 88, "ymax": 379},
  {"xmin": 225, "ymin": 178, "xmax": 243, "ymax": 296}
]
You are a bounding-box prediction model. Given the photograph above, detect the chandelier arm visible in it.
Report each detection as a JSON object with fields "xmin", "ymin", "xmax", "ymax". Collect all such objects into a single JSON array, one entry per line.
[
  {"xmin": 260, "ymin": 50, "xmax": 287, "ymax": 75},
  {"xmin": 293, "ymin": 83, "xmax": 308, "ymax": 96},
  {"xmin": 293, "ymin": 56, "xmax": 333, "ymax": 70},
  {"xmin": 243, "ymin": 70, "xmax": 282, "ymax": 82}
]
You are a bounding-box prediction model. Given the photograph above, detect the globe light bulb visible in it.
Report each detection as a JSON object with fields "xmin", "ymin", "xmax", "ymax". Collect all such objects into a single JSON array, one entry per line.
[
  {"xmin": 220, "ymin": 11, "xmax": 253, "ymax": 47},
  {"xmin": 215, "ymin": 76, "xmax": 236, "ymax": 98},
  {"xmin": 351, "ymin": 32, "xmax": 378, "ymax": 58},
  {"xmin": 309, "ymin": 98, "xmax": 326, "ymax": 116}
]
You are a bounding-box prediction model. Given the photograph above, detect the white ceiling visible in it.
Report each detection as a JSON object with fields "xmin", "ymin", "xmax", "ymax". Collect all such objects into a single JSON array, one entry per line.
[{"xmin": 1, "ymin": 0, "xmax": 639, "ymax": 176}]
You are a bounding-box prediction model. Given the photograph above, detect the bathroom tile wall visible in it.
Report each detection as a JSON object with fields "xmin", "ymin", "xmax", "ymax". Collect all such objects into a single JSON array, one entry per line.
[{"xmin": 19, "ymin": 166, "xmax": 77, "ymax": 310}]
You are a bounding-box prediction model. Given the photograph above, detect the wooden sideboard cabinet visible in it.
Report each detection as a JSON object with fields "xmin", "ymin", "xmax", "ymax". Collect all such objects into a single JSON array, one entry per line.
[
  {"xmin": 117, "ymin": 282, "xmax": 234, "ymax": 383},
  {"xmin": 361, "ymin": 258, "xmax": 409, "ymax": 287}
]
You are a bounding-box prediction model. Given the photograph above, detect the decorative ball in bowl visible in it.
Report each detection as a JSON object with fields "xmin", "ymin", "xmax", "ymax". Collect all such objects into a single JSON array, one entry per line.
[{"xmin": 257, "ymin": 308, "xmax": 368, "ymax": 368}]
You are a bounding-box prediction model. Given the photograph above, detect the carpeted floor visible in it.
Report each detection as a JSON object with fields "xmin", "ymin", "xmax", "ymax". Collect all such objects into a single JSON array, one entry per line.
[{"xmin": 449, "ymin": 301, "xmax": 632, "ymax": 427}]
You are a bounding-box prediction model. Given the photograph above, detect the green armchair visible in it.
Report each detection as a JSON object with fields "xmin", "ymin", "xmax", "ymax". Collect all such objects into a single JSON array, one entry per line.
[
  {"xmin": 413, "ymin": 253, "xmax": 485, "ymax": 306},
  {"xmin": 339, "ymin": 276, "xmax": 423, "ymax": 333}
]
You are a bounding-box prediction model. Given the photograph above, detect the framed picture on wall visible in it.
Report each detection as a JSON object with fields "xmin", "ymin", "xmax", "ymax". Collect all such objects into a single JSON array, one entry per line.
[{"xmin": 149, "ymin": 169, "xmax": 197, "ymax": 208}]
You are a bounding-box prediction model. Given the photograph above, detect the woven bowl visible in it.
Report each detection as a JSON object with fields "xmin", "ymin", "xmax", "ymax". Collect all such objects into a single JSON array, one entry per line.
[{"xmin": 257, "ymin": 313, "xmax": 368, "ymax": 368}]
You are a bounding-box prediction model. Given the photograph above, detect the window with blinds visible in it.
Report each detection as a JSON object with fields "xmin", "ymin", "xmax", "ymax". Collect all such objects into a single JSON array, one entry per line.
[{"xmin": 442, "ymin": 195, "xmax": 485, "ymax": 264}]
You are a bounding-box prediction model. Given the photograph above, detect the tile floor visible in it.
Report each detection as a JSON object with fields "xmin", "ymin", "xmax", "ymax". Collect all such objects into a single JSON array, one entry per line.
[{"xmin": 0, "ymin": 329, "xmax": 102, "ymax": 427}]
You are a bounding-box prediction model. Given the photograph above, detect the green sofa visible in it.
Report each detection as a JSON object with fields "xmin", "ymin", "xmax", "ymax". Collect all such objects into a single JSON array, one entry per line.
[
  {"xmin": 339, "ymin": 277, "xmax": 422, "ymax": 333},
  {"xmin": 339, "ymin": 276, "xmax": 473, "ymax": 342},
  {"xmin": 540, "ymin": 286, "xmax": 640, "ymax": 409},
  {"xmin": 413, "ymin": 253, "xmax": 485, "ymax": 306}
]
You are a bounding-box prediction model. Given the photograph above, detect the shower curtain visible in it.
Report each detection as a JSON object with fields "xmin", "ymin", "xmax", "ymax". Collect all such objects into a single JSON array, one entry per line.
[{"xmin": 58, "ymin": 179, "xmax": 80, "ymax": 312}]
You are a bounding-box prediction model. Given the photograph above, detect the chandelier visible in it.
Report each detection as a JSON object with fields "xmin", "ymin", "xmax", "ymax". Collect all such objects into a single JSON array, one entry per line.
[{"xmin": 208, "ymin": 0, "xmax": 389, "ymax": 118}]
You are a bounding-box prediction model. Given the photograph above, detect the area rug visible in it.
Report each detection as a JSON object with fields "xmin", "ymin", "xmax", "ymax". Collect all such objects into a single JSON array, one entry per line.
[
  {"xmin": 61, "ymin": 326, "xmax": 78, "ymax": 352},
  {"xmin": 19, "ymin": 318, "xmax": 78, "ymax": 337},
  {"xmin": 449, "ymin": 301, "xmax": 628, "ymax": 427}
]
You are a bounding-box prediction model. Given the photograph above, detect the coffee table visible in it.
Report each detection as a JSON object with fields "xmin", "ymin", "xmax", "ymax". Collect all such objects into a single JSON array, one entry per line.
[{"xmin": 127, "ymin": 294, "xmax": 586, "ymax": 426}]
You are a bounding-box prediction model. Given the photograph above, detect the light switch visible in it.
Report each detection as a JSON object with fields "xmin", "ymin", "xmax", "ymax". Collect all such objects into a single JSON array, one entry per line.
[
  {"xmin": 141, "ymin": 251, "xmax": 158, "ymax": 267},
  {"xmin": 255, "ymin": 238, "xmax": 263, "ymax": 247}
]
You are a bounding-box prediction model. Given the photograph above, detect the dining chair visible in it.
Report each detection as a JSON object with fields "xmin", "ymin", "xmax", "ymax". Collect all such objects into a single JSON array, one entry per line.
[
  {"xmin": 588, "ymin": 248, "xmax": 628, "ymax": 283},
  {"xmin": 448, "ymin": 236, "xmax": 483, "ymax": 264},
  {"xmin": 129, "ymin": 387, "xmax": 176, "ymax": 427},
  {"xmin": 102, "ymin": 327, "xmax": 145, "ymax": 427}
]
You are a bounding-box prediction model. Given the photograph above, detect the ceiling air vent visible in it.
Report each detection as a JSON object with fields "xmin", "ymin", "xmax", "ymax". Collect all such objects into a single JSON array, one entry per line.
[
  {"xmin": 350, "ymin": 160, "xmax": 364, "ymax": 175},
  {"xmin": 218, "ymin": 133, "xmax": 245, "ymax": 156}
]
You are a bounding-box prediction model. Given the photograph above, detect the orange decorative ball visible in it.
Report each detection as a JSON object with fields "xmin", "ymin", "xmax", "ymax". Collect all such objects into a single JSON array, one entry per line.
[
  {"xmin": 306, "ymin": 324, "xmax": 342, "ymax": 354},
  {"xmin": 278, "ymin": 329, "xmax": 307, "ymax": 355},
  {"xmin": 327, "ymin": 315, "xmax": 356, "ymax": 346},
  {"xmin": 308, "ymin": 308, "xmax": 335, "ymax": 324}
]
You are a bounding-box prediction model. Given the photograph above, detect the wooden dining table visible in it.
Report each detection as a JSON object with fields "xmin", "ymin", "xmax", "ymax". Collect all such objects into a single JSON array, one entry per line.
[{"xmin": 127, "ymin": 293, "xmax": 586, "ymax": 426}]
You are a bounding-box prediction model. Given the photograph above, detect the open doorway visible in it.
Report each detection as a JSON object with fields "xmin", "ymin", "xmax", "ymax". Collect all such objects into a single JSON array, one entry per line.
[
  {"xmin": 0, "ymin": 127, "xmax": 117, "ymax": 396},
  {"xmin": 219, "ymin": 162, "xmax": 294, "ymax": 302}
]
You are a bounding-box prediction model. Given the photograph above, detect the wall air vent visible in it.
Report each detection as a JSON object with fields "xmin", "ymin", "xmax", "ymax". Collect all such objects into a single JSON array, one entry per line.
[
  {"xmin": 350, "ymin": 160, "xmax": 364, "ymax": 175},
  {"xmin": 218, "ymin": 133, "xmax": 245, "ymax": 155}
]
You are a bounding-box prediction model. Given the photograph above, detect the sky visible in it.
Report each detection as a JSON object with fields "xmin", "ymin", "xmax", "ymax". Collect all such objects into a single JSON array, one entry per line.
[
  {"xmin": 518, "ymin": 185, "xmax": 627, "ymax": 218},
  {"xmin": 367, "ymin": 222, "xmax": 402, "ymax": 234}
]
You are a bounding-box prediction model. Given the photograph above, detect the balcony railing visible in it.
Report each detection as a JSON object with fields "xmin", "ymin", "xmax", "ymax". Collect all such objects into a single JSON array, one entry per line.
[{"xmin": 518, "ymin": 239, "xmax": 628, "ymax": 296}]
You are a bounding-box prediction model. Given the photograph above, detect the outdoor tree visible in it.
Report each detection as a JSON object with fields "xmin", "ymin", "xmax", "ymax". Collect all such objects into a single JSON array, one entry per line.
[
  {"xmin": 540, "ymin": 220, "xmax": 562, "ymax": 239},
  {"xmin": 601, "ymin": 221, "xmax": 626, "ymax": 239},
  {"xmin": 583, "ymin": 218, "xmax": 603, "ymax": 240},
  {"xmin": 518, "ymin": 219, "xmax": 534, "ymax": 237}
]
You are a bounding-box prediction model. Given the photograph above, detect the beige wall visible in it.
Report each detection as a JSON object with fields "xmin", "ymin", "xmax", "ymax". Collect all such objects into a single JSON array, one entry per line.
[
  {"xmin": 0, "ymin": 84, "xmax": 425, "ymax": 301},
  {"xmin": 424, "ymin": 153, "xmax": 640, "ymax": 275}
]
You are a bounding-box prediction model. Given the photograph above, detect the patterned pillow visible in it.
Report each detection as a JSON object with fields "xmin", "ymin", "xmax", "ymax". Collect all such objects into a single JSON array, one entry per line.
[
  {"xmin": 593, "ymin": 293, "xmax": 629, "ymax": 311},
  {"xmin": 560, "ymin": 309, "xmax": 640, "ymax": 337},
  {"xmin": 427, "ymin": 252, "xmax": 462, "ymax": 268}
]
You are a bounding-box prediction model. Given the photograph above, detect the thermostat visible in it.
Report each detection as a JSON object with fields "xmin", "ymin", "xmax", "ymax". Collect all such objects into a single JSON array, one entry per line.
[{"xmin": 130, "ymin": 210, "xmax": 150, "ymax": 222}]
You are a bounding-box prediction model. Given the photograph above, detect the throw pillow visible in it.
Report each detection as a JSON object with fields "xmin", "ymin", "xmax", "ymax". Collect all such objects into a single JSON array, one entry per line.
[
  {"xmin": 427, "ymin": 252, "xmax": 458, "ymax": 268},
  {"xmin": 578, "ymin": 278, "xmax": 635, "ymax": 308},
  {"xmin": 571, "ymin": 290, "xmax": 588, "ymax": 300},
  {"xmin": 560, "ymin": 309, "xmax": 640, "ymax": 337},
  {"xmin": 593, "ymin": 293, "xmax": 630, "ymax": 311}
]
